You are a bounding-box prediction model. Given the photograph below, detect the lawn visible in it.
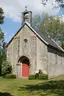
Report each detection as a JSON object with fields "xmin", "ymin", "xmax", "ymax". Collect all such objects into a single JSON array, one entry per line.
[{"xmin": 0, "ymin": 76, "xmax": 64, "ymax": 96}]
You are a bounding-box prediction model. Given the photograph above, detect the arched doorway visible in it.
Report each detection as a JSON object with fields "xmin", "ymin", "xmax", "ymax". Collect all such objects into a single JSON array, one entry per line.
[{"xmin": 18, "ymin": 56, "xmax": 30, "ymax": 78}]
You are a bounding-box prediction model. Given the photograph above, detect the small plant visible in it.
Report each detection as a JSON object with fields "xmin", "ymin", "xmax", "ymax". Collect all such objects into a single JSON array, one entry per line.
[{"xmin": 5, "ymin": 74, "xmax": 16, "ymax": 79}]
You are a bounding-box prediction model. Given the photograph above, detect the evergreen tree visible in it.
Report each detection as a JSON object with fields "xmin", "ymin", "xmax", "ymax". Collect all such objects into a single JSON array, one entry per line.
[
  {"xmin": 0, "ymin": 7, "xmax": 4, "ymax": 24},
  {"xmin": 0, "ymin": 8, "xmax": 5, "ymax": 75}
]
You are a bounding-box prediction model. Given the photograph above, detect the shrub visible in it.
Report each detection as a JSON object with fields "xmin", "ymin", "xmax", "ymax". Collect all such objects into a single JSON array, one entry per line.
[
  {"xmin": 2, "ymin": 61, "xmax": 12, "ymax": 77},
  {"xmin": 4, "ymin": 74, "xmax": 16, "ymax": 79},
  {"xmin": 5, "ymin": 64, "xmax": 12, "ymax": 74},
  {"xmin": 29, "ymin": 74, "xmax": 35, "ymax": 80},
  {"xmin": 2, "ymin": 61, "xmax": 7, "ymax": 76},
  {"xmin": 29, "ymin": 74, "xmax": 48, "ymax": 80},
  {"xmin": 39, "ymin": 74, "xmax": 48, "ymax": 80}
]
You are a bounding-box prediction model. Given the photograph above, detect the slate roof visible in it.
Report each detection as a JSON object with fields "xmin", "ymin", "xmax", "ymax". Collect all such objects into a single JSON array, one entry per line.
[
  {"xmin": 35, "ymin": 28, "xmax": 64, "ymax": 52},
  {"xmin": 6, "ymin": 22, "xmax": 64, "ymax": 52}
]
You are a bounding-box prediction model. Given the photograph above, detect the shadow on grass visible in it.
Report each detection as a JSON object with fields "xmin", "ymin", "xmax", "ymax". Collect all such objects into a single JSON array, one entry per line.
[
  {"xmin": 0, "ymin": 92, "xmax": 12, "ymax": 96},
  {"xmin": 18, "ymin": 80, "xmax": 64, "ymax": 96}
]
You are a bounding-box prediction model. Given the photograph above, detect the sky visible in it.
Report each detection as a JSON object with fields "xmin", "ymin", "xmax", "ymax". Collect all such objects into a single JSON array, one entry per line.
[{"xmin": 0, "ymin": 0, "xmax": 63, "ymax": 42}]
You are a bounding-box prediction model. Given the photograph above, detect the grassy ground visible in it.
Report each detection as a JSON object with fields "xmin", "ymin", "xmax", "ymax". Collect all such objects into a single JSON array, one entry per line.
[{"xmin": 0, "ymin": 76, "xmax": 64, "ymax": 96}]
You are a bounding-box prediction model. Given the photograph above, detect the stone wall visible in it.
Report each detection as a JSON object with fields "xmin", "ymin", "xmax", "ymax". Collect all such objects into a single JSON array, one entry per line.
[
  {"xmin": 37, "ymin": 38, "xmax": 48, "ymax": 74},
  {"xmin": 48, "ymin": 47, "xmax": 64, "ymax": 78},
  {"xmin": 7, "ymin": 41, "xmax": 14, "ymax": 72}
]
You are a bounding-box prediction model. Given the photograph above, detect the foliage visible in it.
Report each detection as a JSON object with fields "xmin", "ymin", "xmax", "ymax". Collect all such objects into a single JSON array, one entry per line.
[
  {"xmin": 1, "ymin": 61, "xmax": 7, "ymax": 76},
  {"xmin": 0, "ymin": 43, "xmax": 6, "ymax": 75},
  {"xmin": 6, "ymin": 63, "xmax": 12, "ymax": 74},
  {"xmin": 42, "ymin": 0, "xmax": 64, "ymax": 8},
  {"xmin": 29, "ymin": 73, "xmax": 48, "ymax": 80},
  {"xmin": 2, "ymin": 62, "xmax": 12, "ymax": 77},
  {"xmin": 0, "ymin": 8, "xmax": 4, "ymax": 46},
  {"xmin": 39, "ymin": 74, "xmax": 48, "ymax": 80},
  {"xmin": 32, "ymin": 14, "xmax": 41, "ymax": 28},
  {"xmin": 4, "ymin": 74, "xmax": 16, "ymax": 79},
  {"xmin": 0, "ymin": 8, "xmax": 5, "ymax": 75},
  {"xmin": 61, "ymin": 42, "xmax": 64, "ymax": 49},
  {"xmin": 0, "ymin": 42, "xmax": 7, "ymax": 75},
  {"xmin": 32, "ymin": 13, "xmax": 64, "ymax": 49},
  {"xmin": 0, "ymin": 28, "xmax": 4, "ymax": 41},
  {"xmin": 39, "ymin": 16, "xmax": 60, "ymax": 40},
  {"xmin": 0, "ymin": 7, "xmax": 4, "ymax": 24},
  {"xmin": 29, "ymin": 74, "xmax": 35, "ymax": 80}
]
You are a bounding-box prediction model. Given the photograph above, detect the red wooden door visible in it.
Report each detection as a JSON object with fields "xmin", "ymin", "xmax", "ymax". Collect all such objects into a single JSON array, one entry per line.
[{"xmin": 22, "ymin": 64, "xmax": 29, "ymax": 78}]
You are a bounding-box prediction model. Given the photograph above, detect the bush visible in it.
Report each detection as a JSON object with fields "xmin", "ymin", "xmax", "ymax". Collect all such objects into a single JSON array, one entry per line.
[
  {"xmin": 29, "ymin": 74, "xmax": 48, "ymax": 80},
  {"xmin": 39, "ymin": 74, "xmax": 48, "ymax": 80},
  {"xmin": 5, "ymin": 64, "xmax": 12, "ymax": 74},
  {"xmin": 2, "ymin": 61, "xmax": 12, "ymax": 77},
  {"xmin": 29, "ymin": 74, "xmax": 35, "ymax": 80},
  {"xmin": 4, "ymin": 74, "xmax": 16, "ymax": 79}
]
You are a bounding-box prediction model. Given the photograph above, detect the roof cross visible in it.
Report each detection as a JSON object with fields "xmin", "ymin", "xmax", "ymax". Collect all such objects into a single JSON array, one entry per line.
[{"xmin": 25, "ymin": 6, "xmax": 27, "ymax": 11}]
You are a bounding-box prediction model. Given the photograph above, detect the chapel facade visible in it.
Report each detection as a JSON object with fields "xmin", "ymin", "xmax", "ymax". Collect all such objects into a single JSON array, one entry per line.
[{"xmin": 6, "ymin": 9, "xmax": 64, "ymax": 78}]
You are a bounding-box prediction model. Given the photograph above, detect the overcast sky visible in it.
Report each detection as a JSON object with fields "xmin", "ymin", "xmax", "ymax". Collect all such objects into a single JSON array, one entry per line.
[
  {"xmin": 0, "ymin": 0, "xmax": 62, "ymax": 42},
  {"xmin": 0, "ymin": 0, "xmax": 60, "ymax": 22}
]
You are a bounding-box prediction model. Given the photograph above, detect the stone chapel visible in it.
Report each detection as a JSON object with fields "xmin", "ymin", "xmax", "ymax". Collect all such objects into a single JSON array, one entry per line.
[{"xmin": 6, "ymin": 8, "xmax": 64, "ymax": 78}]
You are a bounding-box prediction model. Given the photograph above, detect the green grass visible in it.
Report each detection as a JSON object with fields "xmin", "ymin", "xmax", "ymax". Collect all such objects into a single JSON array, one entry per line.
[
  {"xmin": 50, "ymin": 75, "xmax": 64, "ymax": 80},
  {"xmin": 0, "ymin": 76, "xmax": 64, "ymax": 96}
]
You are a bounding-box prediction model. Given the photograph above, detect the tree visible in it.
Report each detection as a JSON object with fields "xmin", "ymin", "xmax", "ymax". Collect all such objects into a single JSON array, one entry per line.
[
  {"xmin": 0, "ymin": 29, "xmax": 5, "ymax": 75},
  {"xmin": 0, "ymin": 8, "xmax": 4, "ymax": 41},
  {"xmin": 0, "ymin": 8, "xmax": 5, "ymax": 75},
  {"xmin": 42, "ymin": 0, "xmax": 64, "ymax": 7},
  {"xmin": 32, "ymin": 13, "xmax": 64, "ymax": 49},
  {"xmin": 0, "ymin": 8, "xmax": 4, "ymax": 24},
  {"xmin": 32, "ymin": 14, "xmax": 41, "ymax": 28}
]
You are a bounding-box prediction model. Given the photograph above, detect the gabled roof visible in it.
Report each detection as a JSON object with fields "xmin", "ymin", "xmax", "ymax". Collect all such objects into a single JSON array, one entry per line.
[
  {"xmin": 35, "ymin": 28, "xmax": 64, "ymax": 52},
  {"xmin": 6, "ymin": 22, "xmax": 64, "ymax": 52}
]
